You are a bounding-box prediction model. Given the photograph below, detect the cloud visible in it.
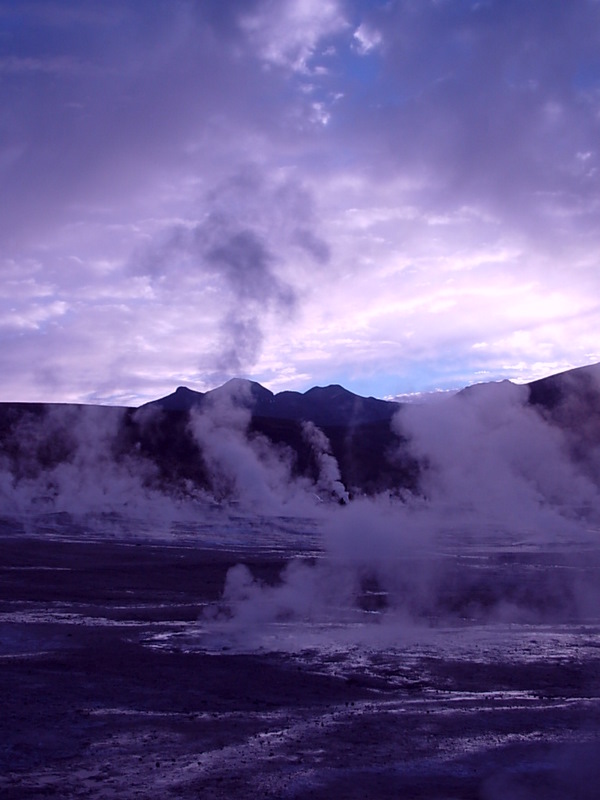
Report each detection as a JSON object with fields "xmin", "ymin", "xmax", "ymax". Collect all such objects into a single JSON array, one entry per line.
[
  {"xmin": 336, "ymin": 1, "xmax": 600, "ymax": 238},
  {"xmin": 352, "ymin": 23, "xmax": 382, "ymax": 55},
  {"xmin": 240, "ymin": 0, "xmax": 348, "ymax": 72},
  {"xmin": 1, "ymin": 0, "xmax": 600, "ymax": 402}
]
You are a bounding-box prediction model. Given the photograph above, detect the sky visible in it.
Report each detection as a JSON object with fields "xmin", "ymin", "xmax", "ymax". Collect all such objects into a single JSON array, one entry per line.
[{"xmin": 1, "ymin": 0, "xmax": 600, "ymax": 406}]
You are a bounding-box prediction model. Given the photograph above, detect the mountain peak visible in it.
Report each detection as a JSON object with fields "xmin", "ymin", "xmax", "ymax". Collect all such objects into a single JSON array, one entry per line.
[
  {"xmin": 305, "ymin": 384, "xmax": 356, "ymax": 398},
  {"xmin": 146, "ymin": 379, "xmax": 400, "ymax": 425},
  {"xmin": 144, "ymin": 385, "xmax": 204, "ymax": 411},
  {"xmin": 205, "ymin": 378, "xmax": 274, "ymax": 409}
]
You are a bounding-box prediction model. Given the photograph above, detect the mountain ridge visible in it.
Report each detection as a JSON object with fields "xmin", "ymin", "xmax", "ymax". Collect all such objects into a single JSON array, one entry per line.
[
  {"xmin": 1, "ymin": 362, "xmax": 599, "ymax": 508},
  {"xmin": 146, "ymin": 379, "xmax": 401, "ymax": 427}
]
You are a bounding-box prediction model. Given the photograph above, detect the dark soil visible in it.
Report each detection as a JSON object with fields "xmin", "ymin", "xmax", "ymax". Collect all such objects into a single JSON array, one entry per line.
[{"xmin": 1, "ymin": 534, "xmax": 599, "ymax": 799}]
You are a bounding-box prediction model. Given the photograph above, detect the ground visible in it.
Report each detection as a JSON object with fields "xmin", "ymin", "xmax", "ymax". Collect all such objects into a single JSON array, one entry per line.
[{"xmin": 1, "ymin": 526, "xmax": 600, "ymax": 799}]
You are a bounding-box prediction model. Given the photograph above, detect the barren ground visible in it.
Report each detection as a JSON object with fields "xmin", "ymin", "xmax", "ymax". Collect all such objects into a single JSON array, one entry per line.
[{"xmin": 1, "ymin": 529, "xmax": 600, "ymax": 799}]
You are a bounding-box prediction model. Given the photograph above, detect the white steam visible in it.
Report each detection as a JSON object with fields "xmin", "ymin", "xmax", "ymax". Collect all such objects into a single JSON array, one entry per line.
[
  {"xmin": 394, "ymin": 380, "xmax": 600, "ymax": 536},
  {"xmin": 0, "ymin": 405, "xmax": 161, "ymax": 517},
  {"xmin": 187, "ymin": 383, "xmax": 294, "ymax": 512},
  {"xmin": 301, "ymin": 420, "xmax": 348, "ymax": 503},
  {"xmin": 0, "ymin": 385, "xmax": 340, "ymax": 520},
  {"xmin": 205, "ymin": 381, "xmax": 600, "ymax": 649},
  {"xmin": 2, "ymin": 375, "xmax": 600, "ymax": 641}
]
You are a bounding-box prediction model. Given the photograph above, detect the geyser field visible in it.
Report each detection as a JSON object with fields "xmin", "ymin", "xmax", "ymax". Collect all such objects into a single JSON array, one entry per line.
[{"xmin": 1, "ymin": 365, "xmax": 600, "ymax": 798}]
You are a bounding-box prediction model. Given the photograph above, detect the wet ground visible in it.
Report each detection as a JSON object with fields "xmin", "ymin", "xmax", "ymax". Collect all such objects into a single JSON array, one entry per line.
[{"xmin": 1, "ymin": 522, "xmax": 600, "ymax": 799}]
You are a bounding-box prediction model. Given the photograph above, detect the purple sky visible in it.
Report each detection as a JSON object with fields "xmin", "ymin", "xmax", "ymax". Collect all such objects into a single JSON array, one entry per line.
[{"xmin": 2, "ymin": 0, "xmax": 600, "ymax": 405}]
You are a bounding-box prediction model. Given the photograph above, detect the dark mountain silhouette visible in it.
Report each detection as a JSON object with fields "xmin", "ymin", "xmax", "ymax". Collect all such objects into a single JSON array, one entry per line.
[
  {"xmin": 528, "ymin": 362, "xmax": 600, "ymax": 414},
  {"xmin": 133, "ymin": 380, "xmax": 411, "ymax": 498},
  {"xmin": 526, "ymin": 362, "xmax": 600, "ymax": 474},
  {"xmin": 148, "ymin": 380, "xmax": 400, "ymax": 427},
  {"xmin": 1, "ymin": 363, "xmax": 599, "ymax": 507}
]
